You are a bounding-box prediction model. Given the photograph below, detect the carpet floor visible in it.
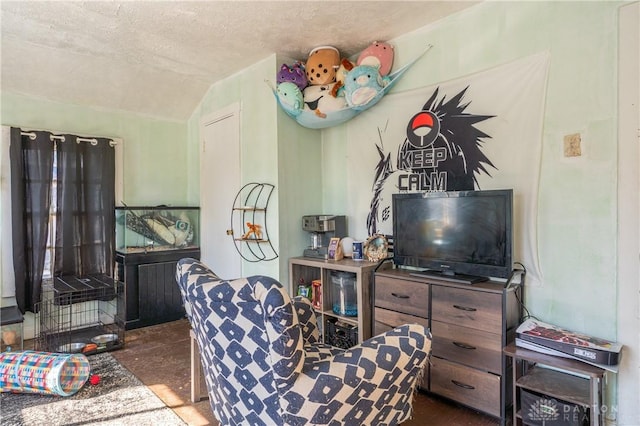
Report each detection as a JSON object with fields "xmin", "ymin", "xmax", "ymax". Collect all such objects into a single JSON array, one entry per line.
[{"xmin": 0, "ymin": 351, "xmax": 186, "ymax": 426}]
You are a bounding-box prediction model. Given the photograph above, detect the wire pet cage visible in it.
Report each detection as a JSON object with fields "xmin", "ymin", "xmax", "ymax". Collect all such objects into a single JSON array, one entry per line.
[{"xmin": 35, "ymin": 275, "xmax": 125, "ymax": 354}]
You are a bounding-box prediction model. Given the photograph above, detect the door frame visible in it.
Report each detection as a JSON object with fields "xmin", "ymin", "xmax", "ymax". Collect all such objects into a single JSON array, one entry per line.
[{"xmin": 616, "ymin": 2, "xmax": 639, "ymax": 424}]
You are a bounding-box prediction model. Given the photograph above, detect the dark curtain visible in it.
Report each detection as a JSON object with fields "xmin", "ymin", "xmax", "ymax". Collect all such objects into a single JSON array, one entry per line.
[
  {"xmin": 54, "ymin": 136, "xmax": 115, "ymax": 277},
  {"xmin": 10, "ymin": 128, "xmax": 54, "ymax": 314}
]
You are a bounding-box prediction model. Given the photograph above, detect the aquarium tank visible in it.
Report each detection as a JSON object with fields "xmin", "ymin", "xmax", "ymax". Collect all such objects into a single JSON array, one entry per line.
[{"xmin": 115, "ymin": 206, "xmax": 200, "ymax": 253}]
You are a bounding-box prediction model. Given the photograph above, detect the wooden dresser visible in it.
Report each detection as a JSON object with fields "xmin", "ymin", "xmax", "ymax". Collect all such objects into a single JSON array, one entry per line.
[{"xmin": 374, "ymin": 268, "xmax": 522, "ymax": 424}]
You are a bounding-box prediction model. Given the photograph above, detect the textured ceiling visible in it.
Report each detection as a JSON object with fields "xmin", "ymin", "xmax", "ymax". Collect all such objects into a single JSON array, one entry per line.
[{"xmin": 1, "ymin": 1, "xmax": 477, "ymax": 121}]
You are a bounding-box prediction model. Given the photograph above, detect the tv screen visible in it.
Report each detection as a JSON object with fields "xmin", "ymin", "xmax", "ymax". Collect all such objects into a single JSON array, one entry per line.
[{"xmin": 392, "ymin": 189, "xmax": 513, "ymax": 283}]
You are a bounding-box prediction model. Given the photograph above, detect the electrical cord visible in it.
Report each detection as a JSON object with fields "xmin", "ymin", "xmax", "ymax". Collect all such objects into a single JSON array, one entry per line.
[
  {"xmin": 509, "ymin": 262, "xmax": 537, "ymax": 322},
  {"xmin": 375, "ymin": 257, "xmax": 393, "ymax": 272}
]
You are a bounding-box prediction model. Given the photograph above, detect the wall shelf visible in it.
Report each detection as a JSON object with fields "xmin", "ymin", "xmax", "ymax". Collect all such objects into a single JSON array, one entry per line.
[{"xmin": 229, "ymin": 183, "xmax": 277, "ymax": 262}]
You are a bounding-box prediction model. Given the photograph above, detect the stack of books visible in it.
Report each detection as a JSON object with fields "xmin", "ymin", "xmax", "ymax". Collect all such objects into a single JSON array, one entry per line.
[{"xmin": 515, "ymin": 318, "xmax": 622, "ymax": 372}]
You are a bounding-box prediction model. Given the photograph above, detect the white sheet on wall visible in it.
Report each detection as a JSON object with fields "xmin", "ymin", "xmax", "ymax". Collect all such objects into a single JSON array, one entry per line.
[{"xmin": 346, "ymin": 52, "xmax": 550, "ymax": 286}]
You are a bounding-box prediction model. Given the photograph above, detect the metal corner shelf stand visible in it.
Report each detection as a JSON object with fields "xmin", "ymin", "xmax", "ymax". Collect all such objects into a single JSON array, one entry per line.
[{"xmin": 229, "ymin": 182, "xmax": 277, "ymax": 262}]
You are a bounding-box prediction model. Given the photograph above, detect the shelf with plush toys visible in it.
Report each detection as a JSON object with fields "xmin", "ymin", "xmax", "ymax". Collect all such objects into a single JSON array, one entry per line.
[
  {"xmin": 228, "ymin": 183, "xmax": 278, "ymax": 262},
  {"xmin": 269, "ymin": 41, "xmax": 432, "ymax": 129}
]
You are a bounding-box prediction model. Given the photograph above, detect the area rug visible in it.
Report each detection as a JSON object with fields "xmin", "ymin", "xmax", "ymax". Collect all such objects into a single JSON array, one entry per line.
[{"xmin": 0, "ymin": 351, "xmax": 186, "ymax": 425}]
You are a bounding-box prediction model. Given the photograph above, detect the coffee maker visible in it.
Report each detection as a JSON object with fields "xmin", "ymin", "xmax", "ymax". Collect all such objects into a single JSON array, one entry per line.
[{"xmin": 302, "ymin": 215, "xmax": 347, "ymax": 259}]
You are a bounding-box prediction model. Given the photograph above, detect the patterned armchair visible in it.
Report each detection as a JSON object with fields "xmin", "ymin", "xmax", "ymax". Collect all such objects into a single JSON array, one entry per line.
[{"xmin": 176, "ymin": 258, "xmax": 431, "ymax": 426}]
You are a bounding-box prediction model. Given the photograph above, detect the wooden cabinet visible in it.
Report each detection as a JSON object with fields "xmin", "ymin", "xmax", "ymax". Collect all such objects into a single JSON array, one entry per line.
[
  {"xmin": 289, "ymin": 257, "xmax": 379, "ymax": 347},
  {"xmin": 374, "ymin": 268, "xmax": 522, "ymax": 424},
  {"xmin": 115, "ymin": 248, "xmax": 200, "ymax": 330}
]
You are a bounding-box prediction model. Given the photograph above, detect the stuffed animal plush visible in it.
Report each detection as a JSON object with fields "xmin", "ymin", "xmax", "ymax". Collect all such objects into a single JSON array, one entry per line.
[
  {"xmin": 357, "ymin": 41, "xmax": 395, "ymax": 76},
  {"xmin": 303, "ymin": 83, "xmax": 348, "ymax": 118},
  {"xmin": 277, "ymin": 62, "xmax": 308, "ymax": 91},
  {"xmin": 242, "ymin": 222, "xmax": 262, "ymax": 240},
  {"xmin": 305, "ymin": 46, "xmax": 341, "ymax": 85},
  {"xmin": 331, "ymin": 58, "xmax": 355, "ymax": 97},
  {"xmin": 276, "ymin": 82, "xmax": 304, "ymax": 116},
  {"xmin": 343, "ymin": 64, "xmax": 389, "ymax": 109}
]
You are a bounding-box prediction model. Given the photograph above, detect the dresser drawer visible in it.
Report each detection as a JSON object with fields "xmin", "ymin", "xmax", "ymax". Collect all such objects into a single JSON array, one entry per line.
[
  {"xmin": 374, "ymin": 307, "xmax": 430, "ymax": 334},
  {"xmin": 374, "ymin": 275, "xmax": 429, "ymax": 318},
  {"xmin": 431, "ymin": 286, "xmax": 502, "ymax": 334},
  {"xmin": 431, "ymin": 321, "xmax": 502, "ymax": 374},
  {"xmin": 373, "ymin": 307, "xmax": 430, "ymax": 391},
  {"xmin": 430, "ymin": 356, "xmax": 501, "ymax": 417}
]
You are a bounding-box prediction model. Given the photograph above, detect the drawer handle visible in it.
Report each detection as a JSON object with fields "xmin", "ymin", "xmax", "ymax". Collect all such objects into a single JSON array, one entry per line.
[
  {"xmin": 453, "ymin": 341, "xmax": 476, "ymax": 350},
  {"xmin": 451, "ymin": 380, "xmax": 475, "ymax": 390},
  {"xmin": 391, "ymin": 293, "xmax": 410, "ymax": 299},
  {"xmin": 453, "ymin": 304, "xmax": 477, "ymax": 312}
]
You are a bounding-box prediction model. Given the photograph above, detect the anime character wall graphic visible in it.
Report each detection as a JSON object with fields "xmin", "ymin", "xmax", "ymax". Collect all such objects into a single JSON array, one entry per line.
[{"xmin": 367, "ymin": 86, "xmax": 497, "ymax": 235}]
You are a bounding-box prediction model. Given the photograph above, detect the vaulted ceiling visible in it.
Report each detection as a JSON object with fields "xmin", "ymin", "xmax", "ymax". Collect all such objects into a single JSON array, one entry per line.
[{"xmin": 1, "ymin": 1, "xmax": 477, "ymax": 121}]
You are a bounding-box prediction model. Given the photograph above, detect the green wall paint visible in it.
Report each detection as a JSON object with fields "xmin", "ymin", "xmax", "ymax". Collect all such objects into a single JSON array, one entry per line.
[
  {"xmin": 276, "ymin": 107, "xmax": 322, "ymax": 281},
  {"xmin": 1, "ymin": 92, "xmax": 188, "ymax": 205}
]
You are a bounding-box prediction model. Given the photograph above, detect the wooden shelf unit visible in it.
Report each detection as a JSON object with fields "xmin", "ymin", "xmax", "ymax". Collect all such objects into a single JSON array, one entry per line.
[
  {"xmin": 289, "ymin": 257, "xmax": 380, "ymax": 346},
  {"xmin": 504, "ymin": 343, "xmax": 606, "ymax": 426}
]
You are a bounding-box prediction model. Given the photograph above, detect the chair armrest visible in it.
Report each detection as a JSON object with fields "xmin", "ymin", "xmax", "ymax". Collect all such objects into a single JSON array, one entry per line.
[
  {"xmin": 284, "ymin": 324, "xmax": 431, "ymax": 425},
  {"xmin": 292, "ymin": 296, "xmax": 320, "ymax": 344}
]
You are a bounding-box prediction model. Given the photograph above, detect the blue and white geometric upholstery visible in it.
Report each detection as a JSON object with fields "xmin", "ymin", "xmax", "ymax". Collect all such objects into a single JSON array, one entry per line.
[{"xmin": 176, "ymin": 258, "xmax": 431, "ymax": 426}]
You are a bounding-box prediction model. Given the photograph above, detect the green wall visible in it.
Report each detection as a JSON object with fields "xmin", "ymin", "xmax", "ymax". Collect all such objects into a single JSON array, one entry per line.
[
  {"xmin": 276, "ymin": 105, "xmax": 323, "ymax": 276},
  {"xmin": 1, "ymin": 92, "xmax": 188, "ymax": 205}
]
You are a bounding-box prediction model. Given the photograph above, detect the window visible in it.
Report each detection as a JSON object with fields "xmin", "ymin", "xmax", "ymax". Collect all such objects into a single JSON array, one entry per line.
[{"xmin": 42, "ymin": 149, "xmax": 58, "ymax": 280}]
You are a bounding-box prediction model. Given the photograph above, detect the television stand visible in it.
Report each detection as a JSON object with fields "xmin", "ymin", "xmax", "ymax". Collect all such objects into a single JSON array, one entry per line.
[{"xmin": 409, "ymin": 270, "xmax": 489, "ymax": 284}]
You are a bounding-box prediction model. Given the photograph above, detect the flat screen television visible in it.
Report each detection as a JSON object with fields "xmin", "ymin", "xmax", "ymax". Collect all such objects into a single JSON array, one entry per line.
[{"xmin": 392, "ymin": 189, "xmax": 513, "ymax": 283}]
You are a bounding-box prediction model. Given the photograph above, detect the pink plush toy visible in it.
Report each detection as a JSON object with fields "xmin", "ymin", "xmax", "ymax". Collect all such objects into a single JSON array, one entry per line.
[{"xmin": 357, "ymin": 41, "xmax": 394, "ymax": 76}]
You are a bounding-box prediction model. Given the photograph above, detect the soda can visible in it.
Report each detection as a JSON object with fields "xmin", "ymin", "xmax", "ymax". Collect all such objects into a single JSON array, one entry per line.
[{"xmin": 352, "ymin": 241, "xmax": 363, "ymax": 261}]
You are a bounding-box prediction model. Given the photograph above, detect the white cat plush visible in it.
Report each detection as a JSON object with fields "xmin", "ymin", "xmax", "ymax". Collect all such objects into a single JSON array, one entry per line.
[{"xmin": 303, "ymin": 83, "xmax": 347, "ymax": 118}]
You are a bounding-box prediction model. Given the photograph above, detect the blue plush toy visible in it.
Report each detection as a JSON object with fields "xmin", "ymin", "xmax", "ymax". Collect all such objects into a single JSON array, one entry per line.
[
  {"xmin": 276, "ymin": 82, "xmax": 304, "ymax": 116},
  {"xmin": 343, "ymin": 64, "xmax": 390, "ymax": 110}
]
